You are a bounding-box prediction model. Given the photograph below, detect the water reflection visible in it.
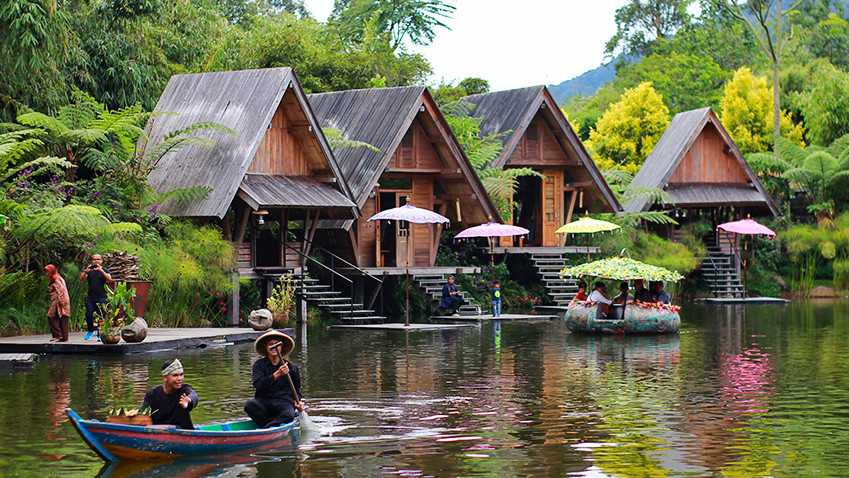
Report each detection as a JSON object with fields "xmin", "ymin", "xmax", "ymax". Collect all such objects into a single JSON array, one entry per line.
[{"xmin": 4, "ymin": 302, "xmax": 849, "ymax": 476}]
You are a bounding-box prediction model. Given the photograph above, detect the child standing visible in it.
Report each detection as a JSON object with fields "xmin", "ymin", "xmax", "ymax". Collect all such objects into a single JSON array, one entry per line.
[{"xmin": 491, "ymin": 280, "xmax": 502, "ymax": 317}]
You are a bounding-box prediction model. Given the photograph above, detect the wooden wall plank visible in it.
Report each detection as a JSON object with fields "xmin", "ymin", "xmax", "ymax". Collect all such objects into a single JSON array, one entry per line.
[
  {"xmin": 669, "ymin": 123, "xmax": 749, "ymax": 184},
  {"xmin": 249, "ymin": 94, "xmax": 310, "ymax": 176},
  {"xmin": 412, "ymin": 176, "xmax": 433, "ymax": 266},
  {"xmin": 356, "ymin": 195, "xmax": 378, "ymax": 267}
]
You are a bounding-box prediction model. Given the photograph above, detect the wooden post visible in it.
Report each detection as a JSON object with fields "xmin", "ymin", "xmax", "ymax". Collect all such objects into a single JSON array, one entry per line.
[
  {"xmin": 235, "ymin": 206, "xmax": 251, "ymax": 243},
  {"xmin": 228, "ymin": 272, "xmax": 240, "ymax": 327},
  {"xmin": 562, "ymin": 189, "xmax": 578, "ymax": 247},
  {"xmin": 281, "ymin": 209, "xmax": 288, "ymax": 268},
  {"xmin": 295, "ymin": 295, "xmax": 307, "ymax": 323}
]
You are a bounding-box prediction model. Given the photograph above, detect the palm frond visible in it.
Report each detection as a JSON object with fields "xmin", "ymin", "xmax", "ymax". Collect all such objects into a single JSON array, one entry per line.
[
  {"xmin": 622, "ymin": 186, "xmax": 672, "ymax": 205},
  {"xmin": 139, "ymin": 122, "xmax": 233, "ymax": 172},
  {"xmin": 17, "ymin": 112, "xmax": 69, "ymax": 136},
  {"xmin": 1, "ymin": 156, "xmax": 73, "ymax": 182},
  {"xmin": 618, "ymin": 211, "xmax": 679, "ymax": 227},
  {"xmin": 775, "ymin": 136, "xmax": 808, "ymax": 165}
]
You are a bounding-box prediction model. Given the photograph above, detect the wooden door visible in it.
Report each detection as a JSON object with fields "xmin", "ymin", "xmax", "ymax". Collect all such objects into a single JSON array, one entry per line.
[
  {"xmin": 396, "ymin": 194, "xmax": 411, "ymax": 267},
  {"xmin": 541, "ymin": 170, "xmax": 562, "ymax": 247}
]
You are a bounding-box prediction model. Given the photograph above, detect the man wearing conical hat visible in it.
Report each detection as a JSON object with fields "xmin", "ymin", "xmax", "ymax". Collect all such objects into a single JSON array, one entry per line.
[
  {"xmin": 141, "ymin": 358, "xmax": 198, "ymax": 429},
  {"xmin": 245, "ymin": 330, "xmax": 304, "ymax": 428}
]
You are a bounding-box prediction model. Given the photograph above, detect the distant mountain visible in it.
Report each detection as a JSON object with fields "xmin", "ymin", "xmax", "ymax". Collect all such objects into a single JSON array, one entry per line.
[{"xmin": 548, "ymin": 61, "xmax": 617, "ymax": 105}]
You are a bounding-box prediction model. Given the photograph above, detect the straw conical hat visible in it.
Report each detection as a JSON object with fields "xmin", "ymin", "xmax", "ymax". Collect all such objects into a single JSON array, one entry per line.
[{"xmin": 254, "ymin": 329, "xmax": 295, "ymax": 357}]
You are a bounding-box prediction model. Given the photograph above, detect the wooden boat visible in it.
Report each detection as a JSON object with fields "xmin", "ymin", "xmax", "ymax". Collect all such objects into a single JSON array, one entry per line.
[
  {"xmin": 564, "ymin": 302, "xmax": 681, "ymax": 334},
  {"xmin": 68, "ymin": 408, "xmax": 299, "ymax": 462}
]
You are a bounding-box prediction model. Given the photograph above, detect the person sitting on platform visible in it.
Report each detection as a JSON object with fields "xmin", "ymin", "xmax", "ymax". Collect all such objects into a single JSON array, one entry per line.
[
  {"xmin": 633, "ymin": 279, "xmax": 653, "ymax": 303},
  {"xmin": 440, "ymin": 275, "xmax": 464, "ymax": 316},
  {"xmin": 651, "ymin": 281, "xmax": 671, "ymax": 304},
  {"xmin": 586, "ymin": 281, "xmax": 612, "ymax": 319},
  {"xmin": 245, "ymin": 330, "xmax": 304, "ymax": 428},
  {"xmin": 142, "ymin": 359, "xmax": 198, "ymax": 429}
]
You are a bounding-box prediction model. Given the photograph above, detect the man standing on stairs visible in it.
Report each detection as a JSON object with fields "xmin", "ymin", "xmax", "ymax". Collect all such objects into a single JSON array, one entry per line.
[{"xmin": 441, "ymin": 276, "xmax": 463, "ymax": 316}]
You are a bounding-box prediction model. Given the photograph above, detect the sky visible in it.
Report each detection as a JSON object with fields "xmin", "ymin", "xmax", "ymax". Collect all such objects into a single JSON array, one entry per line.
[{"xmin": 303, "ymin": 0, "xmax": 624, "ymax": 91}]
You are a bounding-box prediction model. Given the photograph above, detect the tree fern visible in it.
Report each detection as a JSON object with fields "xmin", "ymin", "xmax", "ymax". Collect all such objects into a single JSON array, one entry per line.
[
  {"xmin": 323, "ymin": 126, "xmax": 379, "ymax": 152},
  {"xmin": 0, "ymin": 156, "xmax": 73, "ymax": 182}
]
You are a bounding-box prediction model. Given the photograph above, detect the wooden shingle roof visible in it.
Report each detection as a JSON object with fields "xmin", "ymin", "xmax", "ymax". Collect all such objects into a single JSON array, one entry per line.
[
  {"xmin": 624, "ymin": 107, "xmax": 778, "ymax": 215},
  {"xmin": 146, "ymin": 68, "xmax": 353, "ymax": 218},
  {"xmin": 462, "ymin": 86, "xmax": 621, "ymax": 212},
  {"xmin": 308, "ymin": 86, "xmax": 499, "ymax": 220}
]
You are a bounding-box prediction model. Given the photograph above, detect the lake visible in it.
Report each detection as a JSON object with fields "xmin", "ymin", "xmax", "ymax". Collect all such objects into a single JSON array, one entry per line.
[{"xmin": 2, "ymin": 301, "xmax": 849, "ymax": 477}]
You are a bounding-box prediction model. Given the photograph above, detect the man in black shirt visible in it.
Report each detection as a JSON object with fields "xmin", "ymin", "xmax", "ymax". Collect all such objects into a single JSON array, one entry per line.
[
  {"xmin": 244, "ymin": 330, "xmax": 304, "ymax": 428},
  {"xmin": 79, "ymin": 254, "xmax": 112, "ymax": 341},
  {"xmin": 142, "ymin": 358, "xmax": 199, "ymax": 429}
]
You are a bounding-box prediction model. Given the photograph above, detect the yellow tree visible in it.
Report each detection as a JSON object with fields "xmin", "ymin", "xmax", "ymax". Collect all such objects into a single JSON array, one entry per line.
[
  {"xmin": 588, "ymin": 82, "xmax": 671, "ymax": 174},
  {"xmin": 719, "ymin": 67, "xmax": 803, "ymax": 154}
]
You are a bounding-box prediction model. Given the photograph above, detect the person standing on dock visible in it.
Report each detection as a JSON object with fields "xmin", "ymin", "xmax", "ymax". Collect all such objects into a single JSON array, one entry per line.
[
  {"xmin": 142, "ymin": 359, "xmax": 199, "ymax": 429},
  {"xmin": 79, "ymin": 254, "xmax": 112, "ymax": 341},
  {"xmin": 245, "ymin": 330, "xmax": 305, "ymax": 428},
  {"xmin": 490, "ymin": 280, "xmax": 502, "ymax": 317},
  {"xmin": 44, "ymin": 264, "xmax": 70, "ymax": 342}
]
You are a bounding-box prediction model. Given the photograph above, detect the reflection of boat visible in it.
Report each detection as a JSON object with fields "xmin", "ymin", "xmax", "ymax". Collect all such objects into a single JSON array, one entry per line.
[
  {"xmin": 96, "ymin": 452, "xmax": 296, "ymax": 478},
  {"xmin": 68, "ymin": 408, "xmax": 299, "ymax": 462},
  {"xmin": 564, "ymin": 303, "xmax": 681, "ymax": 334}
]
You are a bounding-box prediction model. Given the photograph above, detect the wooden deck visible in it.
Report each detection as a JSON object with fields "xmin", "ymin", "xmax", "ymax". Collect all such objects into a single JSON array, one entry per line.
[
  {"xmin": 431, "ymin": 313, "xmax": 559, "ymax": 322},
  {"xmin": 327, "ymin": 323, "xmax": 477, "ymax": 331},
  {"xmin": 491, "ymin": 246, "xmax": 600, "ymax": 255},
  {"xmin": 349, "ymin": 266, "xmax": 481, "ymax": 276},
  {"xmin": 0, "ymin": 328, "xmax": 286, "ymax": 355},
  {"xmin": 700, "ymin": 297, "xmax": 790, "ymax": 304}
]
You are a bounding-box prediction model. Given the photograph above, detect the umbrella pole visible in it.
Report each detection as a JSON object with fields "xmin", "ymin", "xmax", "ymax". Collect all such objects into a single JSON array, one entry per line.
[{"xmin": 405, "ymin": 268, "xmax": 410, "ymax": 327}]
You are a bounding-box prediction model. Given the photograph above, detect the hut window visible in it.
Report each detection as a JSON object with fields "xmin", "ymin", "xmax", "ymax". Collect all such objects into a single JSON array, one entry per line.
[{"xmin": 380, "ymin": 178, "xmax": 412, "ymax": 190}]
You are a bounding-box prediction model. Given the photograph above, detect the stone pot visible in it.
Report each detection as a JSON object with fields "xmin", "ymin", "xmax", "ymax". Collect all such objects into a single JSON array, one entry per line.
[
  {"xmin": 248, "ymin": 309, "xmax": 273, "ymax": 331},
  {"xmin": 101, "ymin": 332, "xmax": 121, "ymax": 345},
  {"xmin": 121, "ymin": 318, "xmax": 148, "ymax": 343}
]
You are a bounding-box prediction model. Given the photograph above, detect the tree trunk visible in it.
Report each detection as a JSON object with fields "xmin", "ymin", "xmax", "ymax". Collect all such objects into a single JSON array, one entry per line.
[{"xmin": 773, "ymin": 0, "xmax": 783, "ymax": 143}]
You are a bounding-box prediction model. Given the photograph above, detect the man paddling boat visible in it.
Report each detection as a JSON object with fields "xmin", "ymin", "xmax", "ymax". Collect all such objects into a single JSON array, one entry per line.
[
  {"xmin": 245, "ymin": 330, "xmax": 305, "ymax": 428},
  {"xmin": 142, "ymin": 359, "xmax": 198, "ymax": 429}
]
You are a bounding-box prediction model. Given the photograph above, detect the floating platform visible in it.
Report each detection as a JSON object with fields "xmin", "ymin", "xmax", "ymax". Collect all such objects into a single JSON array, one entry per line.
[
  {"xmin": 430, "ymin": 313, "xmax": 559, "ymax": 322},
  {"xmin": 0, "ymin": 328, "xmax": 286, "ymax": 355},
  {"xmin": 491, "ymin": 246, "xmax": 600, "ymax": 255},
  {"xmin": 0, "ymin": 353, "xmax": 37, "ymax": 367},
  {"xmin": 700, "ymin": 297, "xmax": 790, "ymax": 304},
  {"xmin": 328, "ymin": 323, "xmax": 477, "ymax": 331}
]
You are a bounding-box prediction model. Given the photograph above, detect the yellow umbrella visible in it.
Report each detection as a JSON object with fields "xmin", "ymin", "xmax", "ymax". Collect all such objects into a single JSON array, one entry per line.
[{"xmin": 555, "ymin": 216, "xmax": 621, "ymax": 235}]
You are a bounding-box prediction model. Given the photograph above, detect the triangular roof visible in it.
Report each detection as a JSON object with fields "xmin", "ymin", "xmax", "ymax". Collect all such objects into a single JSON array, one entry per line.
[
  {"xmin": 462, "ymin": 86, "xmax": 621, "ymax": 212},
  {"xmin": 146, "ymin": 68, "xmax": 354, "ymax": 218},
  {"xmin": 624, "ymin": 107, "xmax": 778, "ymax": 216},
  {"xmin": 308, "ymin": 86, "xmax": 500, "ymax": 220}
]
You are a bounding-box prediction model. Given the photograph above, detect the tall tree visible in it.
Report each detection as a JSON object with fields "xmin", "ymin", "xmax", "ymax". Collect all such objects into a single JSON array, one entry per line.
[
  {"xmin": 715, "ymin": 0, "xmax": 802, "ymax": 143},
  {"xmin": 588, "ymin": 82, "xmax": 671, "ymax": 174},
  {"xmin": 331, "ymin": 0, "xmax": 455, "ymax": 49},
  {"xmin": 605, "ymin": 0, "xmax": 694, "ymax": 56},
  {"xmin": 719, "ymin": 67, "xmax": 803, "ymax": 154}
]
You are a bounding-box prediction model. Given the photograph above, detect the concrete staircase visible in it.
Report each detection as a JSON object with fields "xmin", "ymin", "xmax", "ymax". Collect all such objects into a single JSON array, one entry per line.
[
  {"xmin": 530, "ymin": 252, "xmax": 580, "ymax": 306},
  {"xmin": 292, "ymin": 274, "xmax": 387, "ymax": 324},
  {"xmin": 697, "ymin": 242, "xmax": 745, "ymax": 298},
  {"xmin": 411, "ymin": 273, "xmax": 482, "ymax": 315}
]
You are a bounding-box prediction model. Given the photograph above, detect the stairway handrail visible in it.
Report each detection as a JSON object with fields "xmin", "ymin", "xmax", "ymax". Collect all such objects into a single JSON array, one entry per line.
[
  {"xmin": 295, "ymin": 236, "xmax": 383, "ymax": 285},
  {"xmin": 284, "ymin": 242, "xmax": 353, "ymax": 314}
]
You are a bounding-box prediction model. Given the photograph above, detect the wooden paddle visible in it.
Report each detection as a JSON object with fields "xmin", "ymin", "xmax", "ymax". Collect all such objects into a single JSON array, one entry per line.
[{"xmin": 272, "ymin": 343, "xmax": 319, "ymax": 432}]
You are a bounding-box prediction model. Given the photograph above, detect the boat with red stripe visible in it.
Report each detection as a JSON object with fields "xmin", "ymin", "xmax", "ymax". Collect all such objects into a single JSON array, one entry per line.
[{"xmin": 67, "ymin": 408, "xmax": 299, "ymax": 462}]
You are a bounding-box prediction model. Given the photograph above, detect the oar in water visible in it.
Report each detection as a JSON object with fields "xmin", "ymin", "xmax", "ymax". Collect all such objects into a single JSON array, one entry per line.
[{"xmin": 272, "ymin": 343, "xmax": 320, "ymax": 433}]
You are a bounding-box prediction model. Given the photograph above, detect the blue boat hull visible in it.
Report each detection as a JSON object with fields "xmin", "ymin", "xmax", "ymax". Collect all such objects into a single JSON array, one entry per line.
[{"xmin": 67, "ymin": 408, "xmax": 299, "ymax": 462}]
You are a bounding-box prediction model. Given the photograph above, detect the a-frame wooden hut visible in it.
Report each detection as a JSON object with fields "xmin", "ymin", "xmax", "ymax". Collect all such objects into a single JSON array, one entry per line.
[
  {"xmin": 146, "ymin": 68, "xmax": 357, "ymax": 278},
  {"xmin": 624, "ymin": 107, "xmax": 778, "ymax": 298},
  {"xmin": 624, "ymin": 107, "xmax": 778, "ymax": 218},
  {"xmin": 308, "ymin": 86, "xmax": 499, "ymax": 269},
  {"xmin": 462, "ymin": 86, "xmax": 621, "ymax": 248}
]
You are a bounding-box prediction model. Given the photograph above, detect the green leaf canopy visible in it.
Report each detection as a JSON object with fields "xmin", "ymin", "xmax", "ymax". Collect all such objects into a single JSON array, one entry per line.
[{"xmin": 561, "ymin": 256, "xmax": 684, "ymax": 282}]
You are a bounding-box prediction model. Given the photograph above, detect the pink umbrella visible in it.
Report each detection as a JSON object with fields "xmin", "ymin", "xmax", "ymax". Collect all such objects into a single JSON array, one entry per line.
[
  {"xmin": 455, "ymin": 222, "xmax": 529, "ymax": 265},
  {"xmin": 716, "ymin": 218, "xmax": 777, "ymax": 298},
  {"xmin": 454, "ymin": 222, "xmax": 529, "ymax": 239},
  {"xmin": 718, "ymin": 219, "xmax": 776, "ymax": 238},
  {"xmin": 367, "ymin": 204, "xmax": 449, "ymax": 326}
]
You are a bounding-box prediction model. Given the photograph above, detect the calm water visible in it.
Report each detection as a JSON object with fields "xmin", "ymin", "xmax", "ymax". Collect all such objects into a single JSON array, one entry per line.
[{"xmin": 3, "ymin": 302, "xmax": 849, "ymax": 477}]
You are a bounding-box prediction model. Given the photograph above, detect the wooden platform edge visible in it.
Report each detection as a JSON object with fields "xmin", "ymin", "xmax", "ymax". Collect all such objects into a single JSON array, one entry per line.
[{"xmin": 0, "ymin": 328, "xmax": 293, "ymax": 355}]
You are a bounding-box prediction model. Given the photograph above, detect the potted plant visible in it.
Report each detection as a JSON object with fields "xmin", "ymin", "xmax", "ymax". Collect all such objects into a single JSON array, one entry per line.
[
  {"xmin": 267, "ymin": 275, "xmax": 295, "ymax": 327},
  {"xmin": 98, "ymin": 282, "xmax": 136, "ymax": 344},
  {"xmin": 103, "ymin": 252, "xmax": 152, "ymax": 318}
]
